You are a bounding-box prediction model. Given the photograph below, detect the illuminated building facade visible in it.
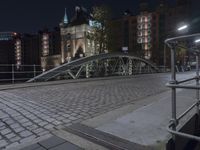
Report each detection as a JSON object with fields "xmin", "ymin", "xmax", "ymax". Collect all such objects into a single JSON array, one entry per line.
[
  {"xmin": 60, "ymin": 6, "xmax": 95, "ymax": 63},
  {"xmin": 109, "ymin": 0, "xmax": 191, "ymax": 64},
  {"xmin": 136, "ymin": 0, "xmax": 160, "ymax": 60},
  {"xmin": 40, "ymin": 28, "xmax": 61, "ymax": 71},
  {"xmin": 41, "ymin": 6, "xmax": 94, "ymax": 71},
  {"xmin": 42, "ymin": 33, "xmax": 49, "ymax": 57},
  {"xmin": 137, "ymin": 13, "xmax": 152, "ymax": 59},
  {"xmin": 14, "ymin": 34, "xmax": 42, "ymax": 70},
  {"xmin": 110, "ymin": 10, "xmax": 159, "ymax": 60},
  {"xmin": 0, "ymin": 32, "xmax": 17, "ymax": 79},
  {"xmin": 15, "ymin": 39, "xmax": 22, "ymax": 69}
]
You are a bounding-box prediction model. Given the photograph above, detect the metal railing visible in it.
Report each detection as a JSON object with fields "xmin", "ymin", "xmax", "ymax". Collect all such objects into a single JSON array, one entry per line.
[
  {"xmin": 28, "ymin": 53, "xmax": 160, "ymax": 82},
  {"xmin": 0, "ymin": 63, "xmax": 159, "ymax": 84},
  {"xmin": 165, "ymin": 33, "xmax": 200, "ymax": 142},
  {"xmin": 0, "ymin": 64, "xmax": 45, "ymax": 84},
  {"xmin": 0, "ymin": 54, "xmax": 166, "ymax": 84}
]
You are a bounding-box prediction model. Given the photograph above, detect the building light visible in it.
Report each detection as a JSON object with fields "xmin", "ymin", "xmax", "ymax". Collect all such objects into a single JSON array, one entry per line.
[
  {"xmin": 42, "ymin": 33, "xmax": 49, "ymax": 56},
  {"xmin": 15, "ymin": 39, "xmax": 22, "ymax": 68}
]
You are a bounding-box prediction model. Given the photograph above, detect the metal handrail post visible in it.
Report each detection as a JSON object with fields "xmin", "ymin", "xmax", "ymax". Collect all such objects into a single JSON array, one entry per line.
[
  {"xmin": 196, "ymin": 53, "xmax": 200, "ymax": 115},
  {"xmin": 170, "ymin": 45, "xmax": 177, "ymax": 140},
  {"xmin": 12, "ymin": 64, "xmax": 14, "ymax": 84},
  {"xmin": 164, "ymin": 44, "xmax": 166, "ymax": 72},
  {"xmin": 33, "ymin": 64, "xmax": 36, "ymax": 78}
]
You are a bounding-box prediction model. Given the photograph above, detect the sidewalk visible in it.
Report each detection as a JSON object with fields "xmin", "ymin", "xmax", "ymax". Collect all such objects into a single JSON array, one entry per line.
[
  {"xmin": 8, "ymin": 87, "xmax": 197, "ymax": 150},
  {"xmin": 81, "ymin": 88, "xmax": 196, "ymax": 149}
]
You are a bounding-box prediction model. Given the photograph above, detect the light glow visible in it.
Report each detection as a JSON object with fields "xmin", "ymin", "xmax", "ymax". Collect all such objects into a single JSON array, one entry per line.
[
  {"xmin": 195, "ymin": 39, "xmax": 200, "ymax": 43},
  {"xmin": 177, "ymin": 25, "xmax": 188, "ymax": 31}
]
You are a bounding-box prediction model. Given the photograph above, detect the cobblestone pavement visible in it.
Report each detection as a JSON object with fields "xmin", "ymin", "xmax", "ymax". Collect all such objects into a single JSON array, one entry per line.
[{"xmin": 0, "ymin": 73, "xmax": 194, "ymax": 149}]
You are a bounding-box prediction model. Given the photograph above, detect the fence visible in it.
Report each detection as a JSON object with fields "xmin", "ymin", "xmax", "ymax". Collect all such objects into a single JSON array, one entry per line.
[{"xmin": 0, "ymin": 64, "xmax": 44, "ymax": 84}]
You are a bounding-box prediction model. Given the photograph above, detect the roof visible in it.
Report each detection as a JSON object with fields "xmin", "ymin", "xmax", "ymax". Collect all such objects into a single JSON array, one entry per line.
[{"xmin": 62, "ymin": 6, "xmax": 92, "ymax": 28}]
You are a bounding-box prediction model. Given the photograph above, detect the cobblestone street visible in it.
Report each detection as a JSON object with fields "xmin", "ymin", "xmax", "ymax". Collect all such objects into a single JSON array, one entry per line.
[{"xmin": 0, "ymin": 73, "xmax": 194, "ymax": 149}]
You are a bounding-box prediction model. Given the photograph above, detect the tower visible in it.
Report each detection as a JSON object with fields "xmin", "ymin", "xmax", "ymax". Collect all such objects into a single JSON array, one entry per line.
[
  {"xmin": 63, "ymin": 8, "xmax": 68, "ymax": 24},
  {"xmin": 60, "ymin": 6, "xmax": 94, "ymax": 64}
]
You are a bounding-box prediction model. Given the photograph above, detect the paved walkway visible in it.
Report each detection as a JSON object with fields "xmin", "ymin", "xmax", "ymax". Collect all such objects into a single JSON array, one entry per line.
[
  {"xmin": 19, "ymin": 136, "xmax": 83, "ymax": 150},
  {"xmin": 0, "ymin": 72, "xmax": 195, "ymax": 149}
]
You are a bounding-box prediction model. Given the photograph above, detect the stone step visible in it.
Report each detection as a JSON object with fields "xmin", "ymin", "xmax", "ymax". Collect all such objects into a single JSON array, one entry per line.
[{"xmin": 64, "ymin": 123, "xmax": 151, "ymax": 150}]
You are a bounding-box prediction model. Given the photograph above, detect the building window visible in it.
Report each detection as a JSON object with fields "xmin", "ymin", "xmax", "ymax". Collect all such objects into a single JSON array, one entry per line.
[{"xmin": 42, "ymin": 33, "xmax": 49, "ymax": 56}]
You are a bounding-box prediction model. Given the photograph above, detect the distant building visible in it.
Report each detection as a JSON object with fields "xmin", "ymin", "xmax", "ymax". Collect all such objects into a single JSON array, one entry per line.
[
  {"xmin": 109, "ymin": 0, "xmax": 192, "ymax": 65},
  {"xmin": 0, "ymin": 32, "xmax": 18, "ymax": 81},
  {"xmin": 137, "ymin": 12, "xmax": 160, "ymax": 60},
  {"xmin": 0, "ymin": 32, "xmax": 17, "ymax": 65},
  {"xmin": 165, "ymin": 0, "xmax": 190, "ymax": 36},
  {"xmin": 41, "ymin": 6, "xmax": 95, "ymax": 71},
  {"xmin": 108, "ymin": 14, "xmax": 138, "ymax": 55},
  {"xmin": 15, "ymin": 34, "xmax": 42, "ymax": 70},
  {"xmin": 109, "ymin": 8, "xmax": 160, "ymax": 61},
  {"xmin": 60, "ymin": 6, "xmax": 94, "ymax": 63},
  {"xmin": 40, "ymin": 28, "xmax": 61, "ymax": 71}
]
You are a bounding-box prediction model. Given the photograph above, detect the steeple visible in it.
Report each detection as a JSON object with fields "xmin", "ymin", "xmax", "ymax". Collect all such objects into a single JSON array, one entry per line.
[{"xmin": 64, "ymin": 8, "xmax": 68, "ymax": 24}]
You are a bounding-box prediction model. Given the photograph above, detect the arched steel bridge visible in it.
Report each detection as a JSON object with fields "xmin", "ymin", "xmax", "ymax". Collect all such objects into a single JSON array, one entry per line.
[{"xmin": 27, "ymin": 53, "xmax": 159, "ymax": 82}]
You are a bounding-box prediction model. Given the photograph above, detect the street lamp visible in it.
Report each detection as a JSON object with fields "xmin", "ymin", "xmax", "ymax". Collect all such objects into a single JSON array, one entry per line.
[
  {"xmin": 164, "ymin": 24, "xmax": 189, "ymax": 71},
  {"xmin": 195, "ymin": 39, "xmax": 200, "ymax": 43},
  {"xmin": 177, "ymin": 25, "xmax": 188, "ymax": 31}
]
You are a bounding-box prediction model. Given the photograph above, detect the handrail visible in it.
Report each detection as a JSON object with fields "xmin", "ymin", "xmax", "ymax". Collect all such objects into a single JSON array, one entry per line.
[
  {"xmin": 166, "ymin": 84, "xmax": 200, "ymax": 90},
  {"xmin": 176, "ymin": 77, "xmax": 197, "ymax": 84},
  {"xmin": 166, "ymin": 33, "xmax": 200, "ymax": 145},
  {"xmin": 0, "ymin": 60, "xmax": 160, "ymax": 84},
  {"xmin": 165, "ymin": 33, "xmax": 200, "ymax": 44},
  {"xmin": 167, "ymin": 122, "xmax": 200, "ymax": 142},
  {"xmin": 177, "ymin": 102, "xmax": 197, "ymax": 121}
]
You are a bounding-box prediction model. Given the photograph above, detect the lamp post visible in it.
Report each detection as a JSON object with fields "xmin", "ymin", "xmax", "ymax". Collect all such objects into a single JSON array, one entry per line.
[{"xmin": 164, "ymin": 24, "xmax": 189, "ymax": 71}]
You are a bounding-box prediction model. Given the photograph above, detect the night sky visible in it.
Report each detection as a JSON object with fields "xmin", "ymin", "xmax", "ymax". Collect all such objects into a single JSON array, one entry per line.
[{"xmin": 0, "ymin": 0, "xmax": 176, "ymax": 33}]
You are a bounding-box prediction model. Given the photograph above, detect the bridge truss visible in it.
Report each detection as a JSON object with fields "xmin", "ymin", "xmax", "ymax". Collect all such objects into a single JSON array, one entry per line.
[{"xmin": 28, "ymin": 53, "xmax": 159, "ymax": 82}]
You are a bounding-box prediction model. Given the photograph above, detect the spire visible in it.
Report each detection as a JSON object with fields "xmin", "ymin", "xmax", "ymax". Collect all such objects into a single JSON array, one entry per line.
[{"xmin": 64, "ymin": 8, "xmax": 68, "ymax": 24}]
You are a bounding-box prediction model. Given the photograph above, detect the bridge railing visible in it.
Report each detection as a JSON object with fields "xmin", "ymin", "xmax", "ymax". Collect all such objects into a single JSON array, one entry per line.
[
  {"xmin": 0, "ymin": 63, "xmax": 161, "ymax": 84},
  {"xmin": 0, "ymin": 53, "xmax": 164, "ymax": 84},
  {"xmin": 0, "ymin": 64, "xmax": 44, "ymax": 84},
  {"xmin": 28, "ymin": 53, "xmax": 161, "ymax": 82},
  {"xmin": 166, "ymin": 33, "xmax": 200, "ymax": 142}
]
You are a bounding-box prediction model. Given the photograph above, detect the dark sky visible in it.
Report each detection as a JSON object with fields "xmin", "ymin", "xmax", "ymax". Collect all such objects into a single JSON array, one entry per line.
[{"xmin": 0, "ymin": 0, "xmax": 176, "ymax": 33}]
